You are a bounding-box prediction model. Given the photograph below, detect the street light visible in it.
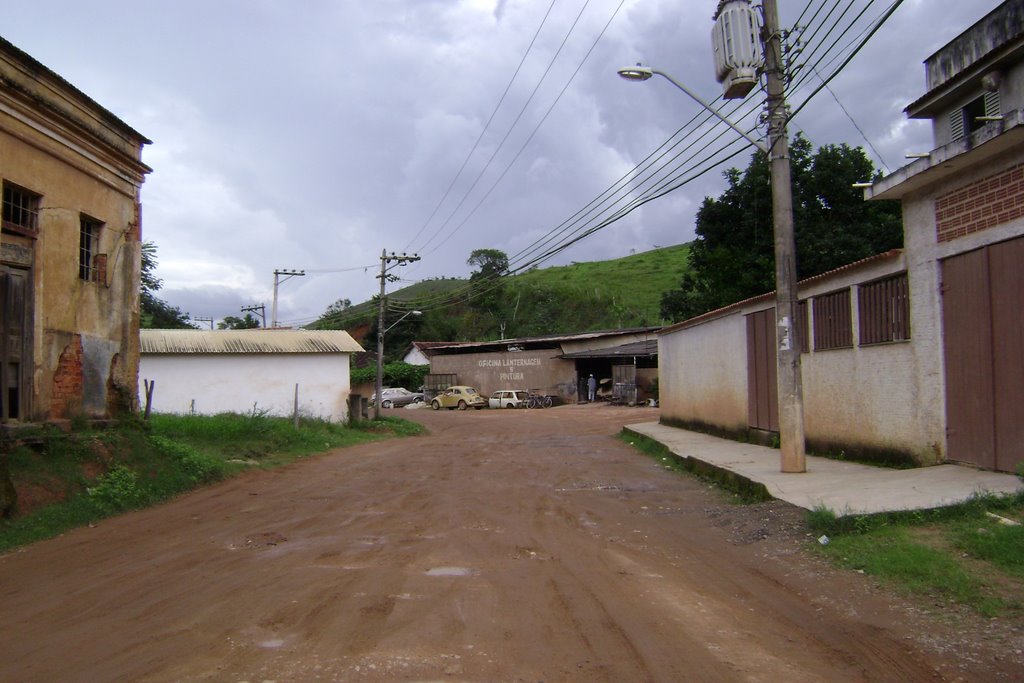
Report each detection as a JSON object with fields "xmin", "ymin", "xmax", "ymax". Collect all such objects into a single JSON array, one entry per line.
[
  {"xmin": 616, "ymin": 66, "xmax": 767, "ymax": 153},
  {"xmin": 385, "ymin": 309, "xmax": 422, "ymax": 334},
  {"xmin": 617, "ymin": 0, "xmax": 805, "ymax": 473}
]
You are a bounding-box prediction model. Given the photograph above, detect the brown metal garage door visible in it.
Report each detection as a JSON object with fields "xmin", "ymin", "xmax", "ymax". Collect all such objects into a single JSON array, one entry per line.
[
  {"xmin": 746, "ymin": 308, "xmax": 779, "ymax": 433},
  {"xmin": 942, "ymin": 236, "xmax": 1024, "ymax": 472}
]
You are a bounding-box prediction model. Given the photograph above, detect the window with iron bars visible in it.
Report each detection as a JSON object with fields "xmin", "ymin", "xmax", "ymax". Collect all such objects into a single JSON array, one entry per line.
[
  {"xmin": 79, "ymin": 215, "xmax": 103, "ymax": 282},
  {"xmin": 812, "ymin": 288, "xmax": 853, "ymax": 351},
  {"xmin": 2, "ymin": 181, "xmax": 41, "ymax": 237},
  {"xmin": 859, "ymin": 273, "xmax": 910, "ymax": 345}
]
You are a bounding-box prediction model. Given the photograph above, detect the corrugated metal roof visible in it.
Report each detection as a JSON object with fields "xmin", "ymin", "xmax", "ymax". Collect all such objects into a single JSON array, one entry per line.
[
  {"xmin": 418, "ymin": 326, "xmax": 662, "ymax": 354},
  {"xmin": 559, "ymin": 339, "xmax": 658, "ymax": 359},
  {"xmin": 140, "ymin": 329, "xmax": 364, "ymax": 355}
]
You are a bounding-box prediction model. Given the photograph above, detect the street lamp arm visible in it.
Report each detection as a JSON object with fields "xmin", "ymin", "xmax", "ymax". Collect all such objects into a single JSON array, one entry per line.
[
  {"xmin": 383, "ymin": 310, "xmax": 422, "ymax": 335},
  {"xmin": 618, "ymin": 66, "xmax": 768, "ymax": 153},
  {"xmin": 650, "ymin": 69, "xmax": 767, "ymax": 153}
]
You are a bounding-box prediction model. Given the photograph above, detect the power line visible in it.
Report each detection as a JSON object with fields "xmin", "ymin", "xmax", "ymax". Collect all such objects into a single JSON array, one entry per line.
[
  {"xmin": 313, "ymin": 0, "xmax": 905, "ymax": 324},
  {"xmin": 413, "ymin": 0, "xmax": 597, "ymax": 254},
  {"xmin": 402, "ymin": 0, "xmax": 560, "ymax": 252}
]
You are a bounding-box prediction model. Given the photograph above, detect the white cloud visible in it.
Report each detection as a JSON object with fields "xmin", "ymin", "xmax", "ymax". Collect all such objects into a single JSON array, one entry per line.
[{"xmin": 0, "ymin": 0, "xmax": 1005, "ymax": 326}]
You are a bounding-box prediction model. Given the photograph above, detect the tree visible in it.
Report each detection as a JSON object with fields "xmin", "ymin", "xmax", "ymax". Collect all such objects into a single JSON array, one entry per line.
[
  {"xmin": 309, "ymin": 298, "xmax": 357, "ymax": 330},
  {"xmin": 661, "ymin": 135, "xmax": 902, "ymax": 321},
  {"xmin": 467, "ymin": 248, "xmax": 509, "ymax": 315},
  {"xmin": 140, "ymin": 241, "xmax": 196, "ymax": 329},
  {"xmin": 218, "ymin": 314, "xmax": 261, "ymax": 330}
]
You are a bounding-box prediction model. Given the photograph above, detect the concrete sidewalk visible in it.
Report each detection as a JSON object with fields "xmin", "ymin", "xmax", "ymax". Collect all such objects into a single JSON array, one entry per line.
[{"xmin": 625, "ymin": 422, "xmax": 1024, "ymax": 515}]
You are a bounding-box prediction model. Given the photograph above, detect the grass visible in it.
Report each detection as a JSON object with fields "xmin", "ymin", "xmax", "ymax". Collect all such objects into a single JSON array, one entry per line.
[
  {"xmin": 621, "ymin": 430, "xmax": 771, "ymax": 504},
  {"xmin": 808, "ymin": 494, "xmax": 1024, "ymax": 618},
  {"xmin": 511, "ymin": 245, "xmax": 690, "ymax": 325},
  {"xmin": 0, "ymin": 413, "xmax": 425, "ymax": 553},
  {"xmin": 325, "ymin": 244, "xmax": 692, "ymax": 334},
  {"xmin": 624, "ymin": 429, "xmax": 1024, "ymax": 618}
]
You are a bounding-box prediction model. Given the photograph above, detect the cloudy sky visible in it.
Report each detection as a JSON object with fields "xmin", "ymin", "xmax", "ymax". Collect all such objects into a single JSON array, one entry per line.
[{"xmin": 3, "ymin": 0, "xmax": 1004, "ymax": 327}]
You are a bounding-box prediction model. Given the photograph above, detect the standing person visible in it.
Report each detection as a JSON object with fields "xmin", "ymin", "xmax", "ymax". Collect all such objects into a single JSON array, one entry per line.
[{"xmin": 587, "ymin": 374, "xmax": 597, "ymax": 402}]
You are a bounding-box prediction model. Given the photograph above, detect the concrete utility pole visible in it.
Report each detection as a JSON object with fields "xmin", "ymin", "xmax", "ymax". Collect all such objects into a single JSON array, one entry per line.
[
  {"xmin": 271, "ymin": 269, "xmax": 305, "ymax": 328},
  {"xmin": 762, "ymin": 0, "xmax": 806, "ymax": 472},
  {"xmin": 374, "ymin": 249, "xmax": 420, "ymax": 420},
  {"xmin": 240, "ymin": 303, "xmax": 267, "ymax": 328}
]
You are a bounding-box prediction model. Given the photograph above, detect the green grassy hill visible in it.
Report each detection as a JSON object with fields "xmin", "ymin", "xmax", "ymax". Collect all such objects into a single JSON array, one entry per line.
[
  {"xmin": 309, "ymin": 244, "xmax": 691, "ymax": 350},
  {"xmin": 509, "ymin": 244, "xmax": 690, "ymax": 326}
]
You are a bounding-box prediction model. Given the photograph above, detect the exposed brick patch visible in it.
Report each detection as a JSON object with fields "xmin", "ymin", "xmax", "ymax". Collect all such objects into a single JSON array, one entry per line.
[
  {"xmin": 51, "ymin": 335, "xmax": 84, "ymax": 418},
  {"xmin": 936, "ymin": 163, "xmax": 1024, "ymax": 242}
]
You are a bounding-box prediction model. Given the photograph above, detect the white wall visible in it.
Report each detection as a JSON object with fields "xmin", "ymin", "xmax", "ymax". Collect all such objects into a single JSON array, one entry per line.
[
  {"xmin": 657, "ymin": 252, "xmax": 949, "ymax": 463},
  {"xmin": 659, "ymin": 313, "xmax": 748, "ymax": 432},
  {"xmin": 139, "ymin": 353, "xmax": 351, "ymax": 422},
  {"xmin": 403, "ymin": 347, "xmax": 430, "ymax": 365}
]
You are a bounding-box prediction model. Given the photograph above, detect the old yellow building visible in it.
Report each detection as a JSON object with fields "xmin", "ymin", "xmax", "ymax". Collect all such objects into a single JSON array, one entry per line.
[{"xmin": 0, "ymin": 37, "xmax": 150, "ymax": 422}]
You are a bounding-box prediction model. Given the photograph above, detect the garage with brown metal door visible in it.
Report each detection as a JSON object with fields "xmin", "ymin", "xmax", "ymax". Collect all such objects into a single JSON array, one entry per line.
[{"xmin": 941, "ymin": 235, "xmax": 1024, "ymax": 473}]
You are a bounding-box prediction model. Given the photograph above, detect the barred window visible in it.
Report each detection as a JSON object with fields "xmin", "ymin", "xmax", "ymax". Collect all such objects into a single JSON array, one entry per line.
[
  {"xmin": 813, "ymin": 289, "xmax": 852, "ymax": 351},
  {"xmin": 79, "ymin": 215, "xmax": 103, "ymax": 282},
  {"xmin": 2, "ymin": 182, "xmax": 41, "ymax": 236},
  {"xmin": 859, "ymin": 274, "xmax": 910, "ymax": 345}
]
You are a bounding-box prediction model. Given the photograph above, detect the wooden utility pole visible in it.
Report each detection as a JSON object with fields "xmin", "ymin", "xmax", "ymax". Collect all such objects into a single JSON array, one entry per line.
[{"xmin": 762, "ymin": 0, "xmax": 806, "ymax": 472}]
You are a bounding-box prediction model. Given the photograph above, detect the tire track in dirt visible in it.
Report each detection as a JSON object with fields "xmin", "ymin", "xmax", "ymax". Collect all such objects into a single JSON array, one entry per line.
[{"xmin": 0, "ymin": 405, "xmax": 1015, "ymax": 681}]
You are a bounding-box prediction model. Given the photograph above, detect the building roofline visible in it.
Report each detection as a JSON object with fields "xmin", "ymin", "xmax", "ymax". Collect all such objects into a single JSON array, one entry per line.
[
  {"xmin": 658, "ymin": 250, "xmax": 905, "ymax": 335},
  {"xmin": 415, "ymin": 327, "xmax": 663, "ymax": 356},
  {"xmin": 905, "ymin": 1, "xmax": 1024, "ymax": 119},
  {"xmin": 140, "ymin": 329, "xmax": 364, "ymax": 354},
  {"xmin": 0, "ymin": 36, "xmax": 152, "ymax": 146},
  {"xmin": 417, "ymin": 327, "xmax": 662, "ymax": 355},
  {"xmin": 868, "ymin": 109, "xmax": 1024, "ymax": 200}
]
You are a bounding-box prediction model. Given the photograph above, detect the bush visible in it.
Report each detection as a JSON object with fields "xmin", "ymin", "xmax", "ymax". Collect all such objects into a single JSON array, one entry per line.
[
  {"xmin": 88, "ymin": 465, "xmax": 145, "ymax": 513},
  {"xmin": 149, "ymin": 436, "xmax": 225, "ymax": 484}
]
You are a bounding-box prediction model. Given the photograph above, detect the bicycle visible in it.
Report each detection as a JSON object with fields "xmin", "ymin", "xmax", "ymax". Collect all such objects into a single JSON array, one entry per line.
[{"xmin": 526, "ymin": 390, "xmax": 553, "ymax": 409}]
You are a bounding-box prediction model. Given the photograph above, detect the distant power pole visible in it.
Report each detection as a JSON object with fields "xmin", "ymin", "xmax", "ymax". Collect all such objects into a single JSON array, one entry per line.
[
  {"xmin": 271, "ymin": 269, "xmax": 305, "ymax": 328},
  {"xmin": 375, "ymin": 249, "xmax": 420, "ymax": 420},
  {"xmin": 193, "ymin": 316, "xmax": 214, "ymax": 329},
  {"xmin": 241, "ymin": 303, "xmax": 267, "ymax": 328}
]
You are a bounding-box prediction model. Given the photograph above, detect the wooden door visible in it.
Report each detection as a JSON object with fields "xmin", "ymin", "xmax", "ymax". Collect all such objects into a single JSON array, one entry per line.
[{"xmin": 0, "ymin": 266, "xmax": 31, "ymax": 421}]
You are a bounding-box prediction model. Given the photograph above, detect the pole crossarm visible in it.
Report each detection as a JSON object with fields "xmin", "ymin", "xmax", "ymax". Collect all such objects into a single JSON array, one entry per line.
[{"xmin": 271, "ymin": 269, "xmax": 306, "ymax": 328}]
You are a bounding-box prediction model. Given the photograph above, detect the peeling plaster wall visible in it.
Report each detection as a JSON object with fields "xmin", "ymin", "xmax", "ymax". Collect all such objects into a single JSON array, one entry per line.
[{"xmin": 0, "ymin": 43, "xmax": 147, "ymax": 421}]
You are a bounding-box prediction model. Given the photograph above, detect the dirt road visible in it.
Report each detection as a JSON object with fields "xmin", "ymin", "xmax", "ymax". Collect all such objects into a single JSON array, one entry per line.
[{"xmin": 0, "ymin": 405, "xmax": 1018, "ymax": 682}]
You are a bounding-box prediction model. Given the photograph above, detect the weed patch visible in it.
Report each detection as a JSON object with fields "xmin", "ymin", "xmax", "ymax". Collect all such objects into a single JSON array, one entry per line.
[
  {"xmin": 0, "ymin": 414, "xmax": 424, "ymax": 553},
  {"xmin": 808, "ymin": 494, "xmax": 1024, "ymax": 618},
  {"xmin": 620, "ymin": 430, "xmax": 770, "ymax": 504}
]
